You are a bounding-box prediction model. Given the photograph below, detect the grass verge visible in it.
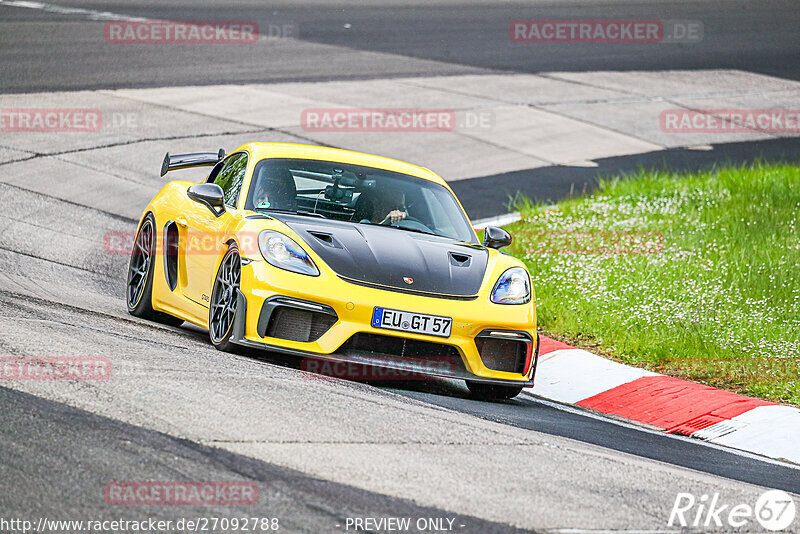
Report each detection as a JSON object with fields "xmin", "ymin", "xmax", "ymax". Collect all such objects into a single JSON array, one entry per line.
[{"xmin": 504, "ymin": 162, "xmax": 800, "ymax": 405}]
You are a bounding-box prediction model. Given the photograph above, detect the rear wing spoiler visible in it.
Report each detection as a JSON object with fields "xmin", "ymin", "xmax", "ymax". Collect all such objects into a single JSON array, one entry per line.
[{"xmin": 160, "ymin": 148, "xmax": 226, "ymax": 177}]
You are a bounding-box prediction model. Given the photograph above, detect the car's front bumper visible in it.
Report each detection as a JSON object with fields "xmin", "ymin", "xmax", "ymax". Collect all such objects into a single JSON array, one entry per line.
[{"xmin": 228, "ymin": 260, "xmax": 539, "ymax": 386}]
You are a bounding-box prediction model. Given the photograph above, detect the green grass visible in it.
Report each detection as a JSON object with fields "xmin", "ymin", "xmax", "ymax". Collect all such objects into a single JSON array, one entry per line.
[{"xmin": 504, "ymin": 162, "xmax": 800, "ymax": 405}]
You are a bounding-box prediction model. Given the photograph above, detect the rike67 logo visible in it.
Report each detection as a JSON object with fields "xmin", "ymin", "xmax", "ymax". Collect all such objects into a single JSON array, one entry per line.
[{"xmin": 669, "ymin": 490, "xmax": 796, "ymax": 531}]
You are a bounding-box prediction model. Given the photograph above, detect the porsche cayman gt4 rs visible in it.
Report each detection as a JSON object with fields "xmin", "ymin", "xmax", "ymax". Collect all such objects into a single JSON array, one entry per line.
[{"xmin": 127, "ymin": 143, "xmax": 538, "ymax": 400}]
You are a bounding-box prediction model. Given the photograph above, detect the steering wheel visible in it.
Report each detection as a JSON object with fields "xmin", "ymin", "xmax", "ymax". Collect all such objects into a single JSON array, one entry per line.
[{"xmin": 383, "ymin": 214, "xmax": 434, "ymax": 233}]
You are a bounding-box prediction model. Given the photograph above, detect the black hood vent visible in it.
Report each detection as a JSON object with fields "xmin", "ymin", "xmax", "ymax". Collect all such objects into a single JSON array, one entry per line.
[{"xmin": 272, "ymin": 214, "xmax": 488, "ymax": 297}]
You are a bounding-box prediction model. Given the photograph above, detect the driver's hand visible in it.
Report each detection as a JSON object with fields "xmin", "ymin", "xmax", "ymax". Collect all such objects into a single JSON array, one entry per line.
[{"xmin": 382, "ymin": 209, "xmax": 407, "ymax": 224}]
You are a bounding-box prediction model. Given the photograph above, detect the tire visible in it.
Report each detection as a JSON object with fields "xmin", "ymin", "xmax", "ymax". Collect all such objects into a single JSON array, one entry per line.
[
  {"xmin": 466, "ymin": 380, "xmax": 524, "ymax": 401},
  {"xmin": 126, "ymin": 213, "xmax": 184, "ymax": 327},
  {"xmin": 209, "ymin": 244, "xmax": 241, "ymax": 353}
]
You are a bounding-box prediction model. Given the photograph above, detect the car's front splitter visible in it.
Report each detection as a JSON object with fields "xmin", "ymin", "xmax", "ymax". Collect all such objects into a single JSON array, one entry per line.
[{"xmin": 228, "ymin": 290, "xmax": 535, "ymax": 387}]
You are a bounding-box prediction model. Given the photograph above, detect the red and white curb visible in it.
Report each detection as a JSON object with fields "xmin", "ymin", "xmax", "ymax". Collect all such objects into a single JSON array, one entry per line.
[{"xmin": 526, "ymin": 336, "xmax": 800, "ymax": 465}]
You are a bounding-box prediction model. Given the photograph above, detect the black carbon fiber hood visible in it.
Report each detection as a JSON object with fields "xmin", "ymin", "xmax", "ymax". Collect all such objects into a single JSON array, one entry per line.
[{"xmin": 273, "ymin": 214, "xmax": 488, "ymax": 297}]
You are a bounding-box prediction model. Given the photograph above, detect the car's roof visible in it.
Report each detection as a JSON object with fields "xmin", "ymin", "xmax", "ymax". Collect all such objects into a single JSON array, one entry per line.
[{"xmin": 232, "ymin": 142, "xmax": 447, "ymax": 187}]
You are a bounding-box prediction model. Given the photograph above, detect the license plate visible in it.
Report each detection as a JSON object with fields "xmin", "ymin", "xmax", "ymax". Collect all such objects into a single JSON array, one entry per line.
[{"xmin": 372, "ymin": 307, "xmax": 453, "ymax": 338}]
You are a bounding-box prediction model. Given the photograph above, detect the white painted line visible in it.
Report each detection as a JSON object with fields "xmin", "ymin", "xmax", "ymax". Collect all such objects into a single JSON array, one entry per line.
[
  {"xmin": 1, "ymin": 0, "xmax": 149, "ymax": 21},
  {"xmin": 563, "ymin": 160, "xmax": 598, "ymax": 168},
  {"xmin": 472, "ymin": 211, "xmax": 522, "ymax": 229},
  {"xmin": 471, "ymin": 203, "xmax": 559, "ymax": 229},
  {"xmin": 685, "ymin": 144, "xmax": 714, "ymax": 151}
]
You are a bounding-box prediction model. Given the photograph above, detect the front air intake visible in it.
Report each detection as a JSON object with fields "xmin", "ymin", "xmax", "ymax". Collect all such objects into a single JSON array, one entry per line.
[
  {"xmin": 333, "ymin": 333, "xmax": 467, "ymax": 376},
  {"xmin": 339, "ymin": 333, "xmax": 461, "ymax": 360},
  {"xmin": 265, "ymin": 306, "xmax": 337, "ymax": 342},
  {"xmin": 475, "ymin": 332, "xmax": 530, "ymax": 374}
]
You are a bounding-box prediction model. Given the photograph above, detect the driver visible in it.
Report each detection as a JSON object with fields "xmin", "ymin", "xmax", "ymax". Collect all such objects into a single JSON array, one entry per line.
[
  {"xmin": 356, "ymin": 187, "xmax": 407, "ymax": 224},
  {"xmin": 252, "ymin": 166, "xmax": 296, "ymax": 211}
]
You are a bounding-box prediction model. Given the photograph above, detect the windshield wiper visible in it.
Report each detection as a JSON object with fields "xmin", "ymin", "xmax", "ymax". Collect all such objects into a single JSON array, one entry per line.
[
  {"xmin": 383, "ymin": 225, "xmax": 438, "ymax": 237},
  {"xmin": 297, "ymin": 210, "xmax": 326, "ymax": 219},
  {"xmin": 256, "ymin": 208, "xmax": 326, "ymax": 219},
  {"xmin": 355, "ymin": 220, "xmax": 442, "ymax": 237}
]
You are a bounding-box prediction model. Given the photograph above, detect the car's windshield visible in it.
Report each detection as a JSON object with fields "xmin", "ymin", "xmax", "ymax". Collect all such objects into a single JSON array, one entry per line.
[{"xmin": 246, "ymin": 158, "xmax": 477, "ymax": 244}]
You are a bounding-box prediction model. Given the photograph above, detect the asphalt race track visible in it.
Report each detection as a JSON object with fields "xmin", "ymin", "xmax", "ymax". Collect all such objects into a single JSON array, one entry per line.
[
  {"xmin": 0, "ymin": 386, "xmax": 532, "ymax": 534},
  {"xmin": 1, "ymin": 0, "xmax": 799, "ymax": 92},
  {"xmin": 1, "ymin": 1, "xmax": 799, "ymax": 532}
]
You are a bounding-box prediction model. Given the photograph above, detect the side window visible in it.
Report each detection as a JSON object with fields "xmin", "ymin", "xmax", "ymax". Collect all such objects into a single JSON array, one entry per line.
[
  {"xmin": 206, "ymin": 161, "xmax": 224, "ymax": 183},
  {"xmin": 213, "ymin": 153, "xmax": 248, "ymax": 208}
]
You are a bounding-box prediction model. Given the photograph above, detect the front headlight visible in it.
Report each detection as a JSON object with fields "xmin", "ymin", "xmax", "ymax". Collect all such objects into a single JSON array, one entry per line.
[
  {"xmin": 258, "ymin": 230, "xmax": 319, "ymax": 276},
  {"xmin": 491, "ymin": 267, "xmax": 531, "ymax": 304}
]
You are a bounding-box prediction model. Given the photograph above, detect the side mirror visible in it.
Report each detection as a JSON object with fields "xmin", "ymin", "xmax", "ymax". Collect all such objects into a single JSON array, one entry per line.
[
  {"xmin": 187, "ymin": 183, "xmax": 225, "ymax": 216},
  {"xmin": 483, "ymin": 225, "xmax": 512, "ymax": 249}
]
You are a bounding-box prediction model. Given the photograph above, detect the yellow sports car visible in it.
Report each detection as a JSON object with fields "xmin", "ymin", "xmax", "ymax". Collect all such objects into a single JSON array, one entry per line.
[{"xmin": 127, "ymin": 143, "xmax": 538, "ymax": 400}]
